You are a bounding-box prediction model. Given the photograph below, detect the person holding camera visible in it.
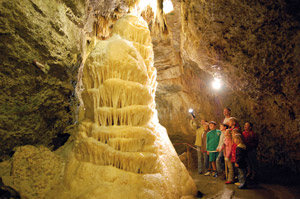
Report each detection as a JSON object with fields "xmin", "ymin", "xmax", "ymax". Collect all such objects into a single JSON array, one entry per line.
[{"xmin": 190, "ymin": 113, "xmax": 209, "ymax": 174}]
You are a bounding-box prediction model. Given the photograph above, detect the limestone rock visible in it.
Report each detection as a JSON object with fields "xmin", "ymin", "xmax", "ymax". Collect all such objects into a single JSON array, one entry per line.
[
  {"xmin": 1, "ymin": 145, "xmax": 64, "ymax": 199},
  {"xmin": 0, "ymin": 0, "xmax": 85, "ymax": 160},
  {"xmin": 49, "ymin": 14, "xmax": 196, "ymax": 199}
]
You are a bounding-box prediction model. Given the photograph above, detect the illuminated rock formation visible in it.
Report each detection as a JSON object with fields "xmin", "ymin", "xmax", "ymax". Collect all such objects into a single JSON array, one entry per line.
[{"xmin": 56, "ymin": 14, "xmax": 196, "ymax": 199}]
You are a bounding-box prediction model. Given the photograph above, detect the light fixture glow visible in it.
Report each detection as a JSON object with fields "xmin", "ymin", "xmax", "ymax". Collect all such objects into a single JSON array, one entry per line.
[
  {"xmin": 188, "ymin": 108, "xmax": 193, "ymax": 113},
  {"xmin": 135, "ymin": 0, "xmax": 157, "ymax": 16},
  {"xmin": 212, "ymin": 77, "xmax": 222, "ymax": 90},
  {"xmin": 163, "ymin": 0, "xmax": 174, "ymax": 14}
]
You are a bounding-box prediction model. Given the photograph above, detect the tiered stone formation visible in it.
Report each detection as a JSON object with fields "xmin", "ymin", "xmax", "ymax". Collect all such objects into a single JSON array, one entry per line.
[
  {"xmin": 78, "ymin": 14, "xmax": 158, "ymax": 174},
  {"xmin": 57, "ymin": 15, "xmax": 196, "ymax": 199}
]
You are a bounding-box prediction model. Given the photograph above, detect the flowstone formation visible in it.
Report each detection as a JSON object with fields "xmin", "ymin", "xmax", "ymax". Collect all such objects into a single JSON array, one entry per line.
[{"xmin": 55, "ymin": 14, "xmax": 196, "ymax": 199}]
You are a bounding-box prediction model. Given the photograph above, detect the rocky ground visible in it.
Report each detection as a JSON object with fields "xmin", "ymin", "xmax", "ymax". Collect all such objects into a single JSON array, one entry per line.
[{"xmin": 189, "ymin": 169, "xmax": 300, "ymax": 199}]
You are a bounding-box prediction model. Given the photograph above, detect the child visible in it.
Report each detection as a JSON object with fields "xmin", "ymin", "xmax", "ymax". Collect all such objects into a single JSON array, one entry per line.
[
  {"xmin": 233, "ymin": 134, "xmax": 248, "ymax": 189},
  {"xmin": 223, "ymin": 129, "xmax": 234, "ymax": 184},
  {"xmin": 205, "ymin": 121, "xmax": 221, "ymax": 177},
  {"xmin": 231, "ymin": 129, "xmax": 242, "ymax": 182},
  {"xmin": 216, "ymin": 123, "xmax": 228, "ymax": 178},
  {"xmin": 242, "ymin": 122, "xmax": 258, "ymax": 180},
  {"xmin": 228, "ymin": 117, "xmax": 240, "ymax": 130}
]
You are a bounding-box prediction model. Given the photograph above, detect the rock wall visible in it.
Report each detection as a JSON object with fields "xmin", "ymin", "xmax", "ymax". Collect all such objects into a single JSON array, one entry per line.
[
  {"xmin": 154, "ymin": 0, "xmax": 300, "ymax": 170},
  {"xmin": 0, "ymin": 0, "xmax": 86, "ymax": 160}
]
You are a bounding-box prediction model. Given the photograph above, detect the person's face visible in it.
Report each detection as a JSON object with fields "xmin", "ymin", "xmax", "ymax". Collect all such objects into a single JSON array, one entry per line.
[
  {"xmin": 209, "ymin": 123, "xmax": 216, "ymax": 130},
  {"xmin": 203, "ymin": 125, "xmax": 209, "ymax": 131},
  {"xmin": 220, "ymin": 125, "xmax": 225, "ymax": 131},
  {"xmin": 224, "ymin": 109, "xmax": 230, "ymax": 116},
  {"xmin": 244, "ymin": 122, "xmax": 251, "ymax": 131},
  {"xmin": 233, "ymin": 138, "xmax": 239, "ymax": 144},
  {"xmin": 228, "ymin": 119, "xmax": 233, "ymax": 127}
]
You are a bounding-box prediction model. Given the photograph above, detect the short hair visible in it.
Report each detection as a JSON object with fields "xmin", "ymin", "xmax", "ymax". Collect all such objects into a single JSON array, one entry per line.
[
  {"xmin": 221, "ymin": 123, "xmax": 229, "ymax": 129},
  {"xmin": 225, "ymin": 107, "xmax": 231, "ymax": 112},
  {"xmin": 209, "ymin": 121, "xmax": 217, "ymax": 125},
  {"xmin": 245, "ymin": 121, "xmax": 253, "ymax": 129},
  {"xmin": 229, "ymin": 117, "xmax": 237, "ymax": 122}
]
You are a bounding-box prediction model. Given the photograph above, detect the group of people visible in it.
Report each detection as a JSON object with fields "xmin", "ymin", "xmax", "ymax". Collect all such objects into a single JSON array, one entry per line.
[{"xmin": 190, "ymin": 107, "xmax": 258, "ymax": 189}]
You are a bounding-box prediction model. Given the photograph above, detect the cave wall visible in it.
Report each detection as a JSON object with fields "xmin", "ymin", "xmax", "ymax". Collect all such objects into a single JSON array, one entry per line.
[
  {"xmin": 0, "ymin": 0, "xmax": 86, "ymax": 160},
  {"xmin": 154, "ymin": 0, "xmax": 300, "ymax": 171}
]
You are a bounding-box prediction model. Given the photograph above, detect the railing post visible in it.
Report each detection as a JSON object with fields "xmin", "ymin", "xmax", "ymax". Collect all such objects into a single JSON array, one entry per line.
[{"xmin": 186, "ymin": 145, "xmax": 190, "ymax": 169}]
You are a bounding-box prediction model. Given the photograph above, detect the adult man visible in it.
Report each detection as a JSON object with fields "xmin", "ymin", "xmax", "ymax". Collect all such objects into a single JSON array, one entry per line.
[{"xmin": 223, "ymin": 107, "xmax": 231, "ymax": 125}]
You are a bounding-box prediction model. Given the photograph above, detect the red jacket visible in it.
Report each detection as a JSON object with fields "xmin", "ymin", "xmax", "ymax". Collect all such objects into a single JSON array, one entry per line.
[
  {"xmin": 231, "ymin": 143, "xmax": 237, "ymax": 163},
  {"xmin": 230, "ymin": 126, "xmax": 240, "ymax": 131},
  {"xmin": 242, "ymin": 130, "xmax": 258, "ymax": 150}
]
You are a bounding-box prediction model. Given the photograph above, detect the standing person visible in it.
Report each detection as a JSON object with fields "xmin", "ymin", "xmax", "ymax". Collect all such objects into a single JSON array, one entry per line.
[
  {"xmin": 228, "ymin": 117, "xmax": 240, "ymax": 130},
  {"xmin": 205, "ymin": 121, "xmax": 221, "ymax": 177},
  {"xmin": 223, "ymin": 107, "xmax": 232, "ymax": 125},
  {"xmin": 201, "ymin": 122, "xmax": 210, "ymax": 174},
  {"xmin": 190, "ymin": 118, "xmax": 208, "ymax": 174},
  {"xmin": 223, "ymin": 130, "xmax": 234, "ymax": 184},
  {"xmin": 216, "ymin": 123, "xmax": 228, "ymax": 179},
  {"xmin": 242, "ymin": 122, "xmax": 258, "ymax": 180},
  {"xmin": 233, "ymin": 134, "xmax": 248, "ymax": 189},
  {"xmin": 231, "ymin": 129, "xmax": 242, "ymax": 182}
]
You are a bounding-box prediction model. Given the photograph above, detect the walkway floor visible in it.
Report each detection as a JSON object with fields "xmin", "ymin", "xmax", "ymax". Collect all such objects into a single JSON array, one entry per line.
[{"xmin": 189, "ymin": 170, "xmax": 300, "ymax": 199}]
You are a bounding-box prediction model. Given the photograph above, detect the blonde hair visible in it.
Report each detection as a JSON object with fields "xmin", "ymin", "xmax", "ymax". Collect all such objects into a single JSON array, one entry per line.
[
  {"xmin": 224, "ymin": 135, "xmax": 232, "ymax": 140},
  {"xmin": 232, "ymin": 129, "xmax": 241, "ymax": 140},
  {"xmin": 229, "ymin": 117, "xmax": 238, "ymax": 123},
  {"xmin": 233, "ymin": 134, "xmax": 244, "ymax": 144},
  {"xmin": 225, "ymin": 129, "xmax": 232, "ymax": 136},
  {"xmin": 232, "ymin": 129, "xmax": 241, "ymax": 134}
]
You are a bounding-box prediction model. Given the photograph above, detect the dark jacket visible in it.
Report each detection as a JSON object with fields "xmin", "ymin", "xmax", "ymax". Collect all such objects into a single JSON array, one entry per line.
[{"xmin": 236, "ymin": 144, "xmax": 247, "ymax": 168}]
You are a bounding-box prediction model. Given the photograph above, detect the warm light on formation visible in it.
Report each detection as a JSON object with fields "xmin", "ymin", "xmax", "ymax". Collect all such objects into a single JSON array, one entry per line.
[
  {"xmin": 135, "ymin": 0, "xmax": 157, "ymax": 16},
  {"xmin": 163, "ymin": 0, "xmax": 174, "ymax": 14},
  {"xmin": 212, "ymin": 77, "xmax": 222, "ymax": 90}
]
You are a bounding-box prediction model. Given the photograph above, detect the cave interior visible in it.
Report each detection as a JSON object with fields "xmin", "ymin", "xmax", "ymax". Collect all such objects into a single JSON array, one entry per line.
[{"xmin": 0, "ymin": 0, "xmax": 300, "ymax": 198}]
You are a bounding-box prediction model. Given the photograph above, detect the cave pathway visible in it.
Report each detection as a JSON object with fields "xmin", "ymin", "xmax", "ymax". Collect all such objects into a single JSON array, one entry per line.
[{"xmin": 189, "ymin": 169, "xmax": 300, "ymax": 199}]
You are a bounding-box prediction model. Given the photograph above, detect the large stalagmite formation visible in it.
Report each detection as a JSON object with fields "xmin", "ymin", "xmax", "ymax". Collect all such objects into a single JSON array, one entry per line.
[{"xmin": 54, "ymin": 14, "xmax": 196, "ymax": 199}]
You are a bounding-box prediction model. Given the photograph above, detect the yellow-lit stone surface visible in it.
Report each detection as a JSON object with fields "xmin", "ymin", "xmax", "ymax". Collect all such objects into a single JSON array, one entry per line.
[
  {"xmin": 1, "ymin": 146, "xmax": 64, "ymax": 199},
  {"xmin": 52, "ymin": 14, "xmax": 196, "ymax": 199}
]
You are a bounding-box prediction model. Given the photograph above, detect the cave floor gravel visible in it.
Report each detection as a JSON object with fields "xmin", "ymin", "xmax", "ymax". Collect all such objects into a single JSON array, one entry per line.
[{"xmin": 189, "ymin": 169, "xmax": 300, "ymax": 199}]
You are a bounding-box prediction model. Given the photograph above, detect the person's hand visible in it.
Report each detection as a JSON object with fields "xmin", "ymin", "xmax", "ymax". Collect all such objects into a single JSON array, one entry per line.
[
  {"xmin": 235, "ymin": 163, "xmax": 239, "ymax": 167},
  {"xmin": 207, "ymin": 152, "xmax": 209, "ymax": 155},
  {"xmin": 216, "ymin": 148, "xmax": 220, "ymax": 152}
]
